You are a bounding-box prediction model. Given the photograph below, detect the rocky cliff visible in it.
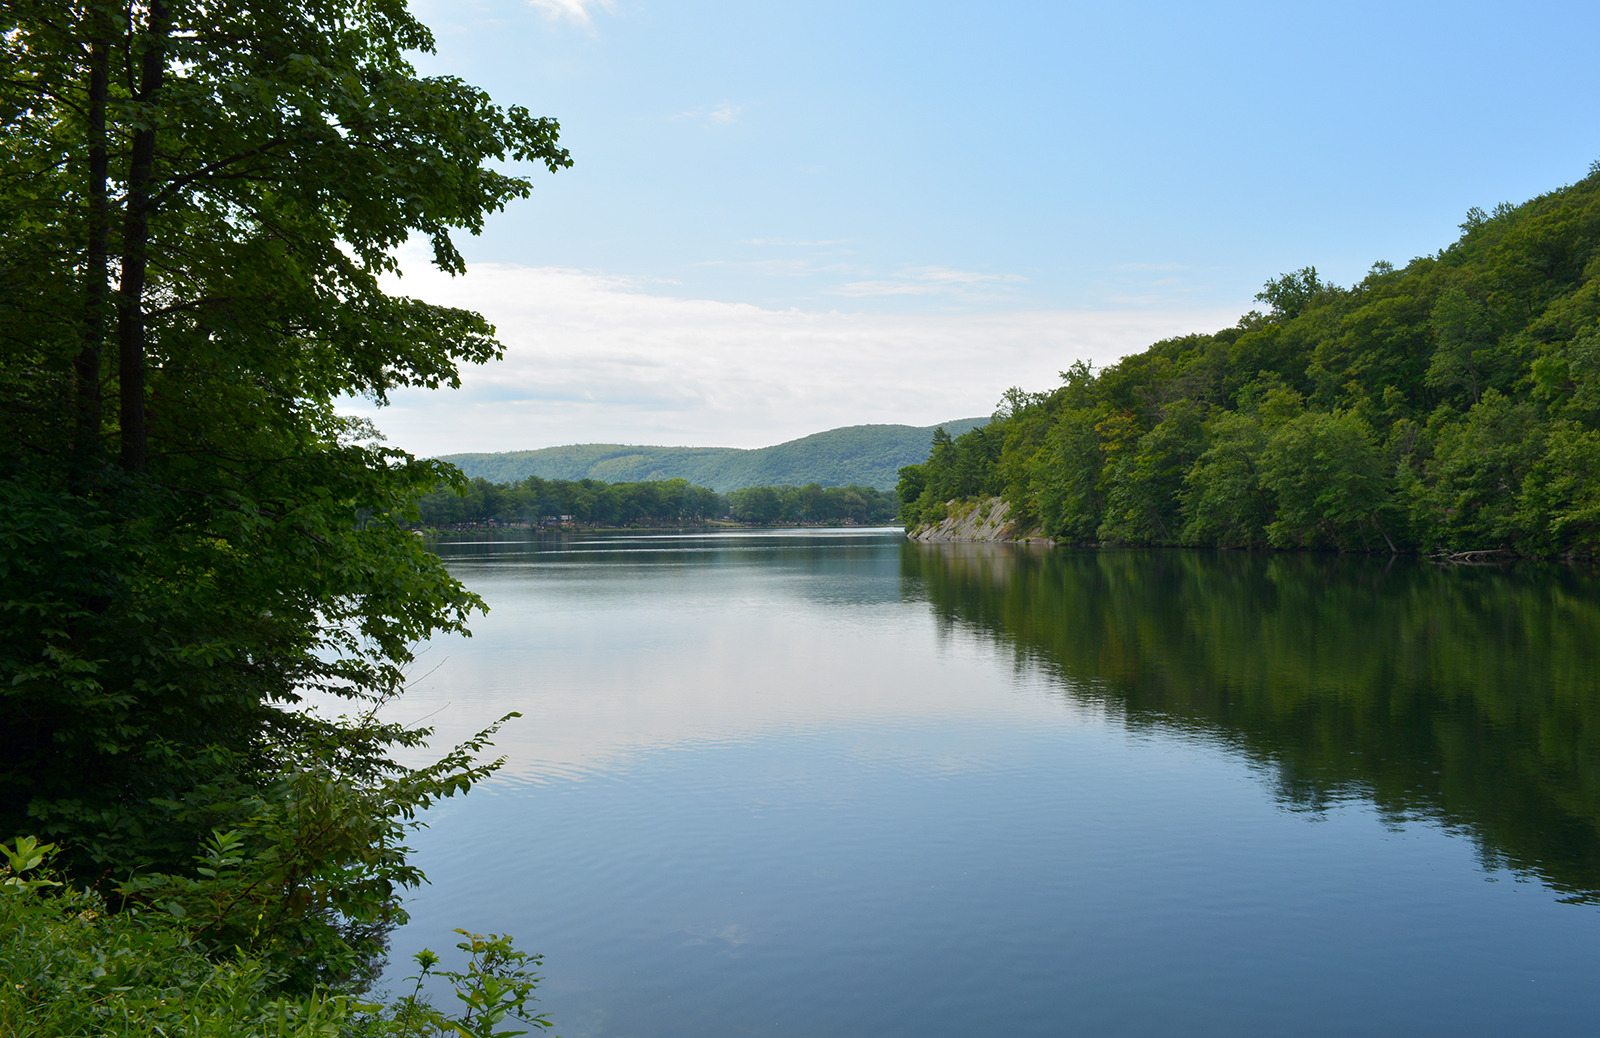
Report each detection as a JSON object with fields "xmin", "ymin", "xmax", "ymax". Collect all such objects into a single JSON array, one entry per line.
[{"xmin": 906, "ymin": 497, "xmax": 1053, "ymax": 544}]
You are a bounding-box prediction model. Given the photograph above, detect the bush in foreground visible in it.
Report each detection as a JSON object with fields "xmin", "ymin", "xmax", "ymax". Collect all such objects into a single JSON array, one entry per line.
[{"xmin": 1, "ymin": 837, "xmax": 549, "ymax": 1038}]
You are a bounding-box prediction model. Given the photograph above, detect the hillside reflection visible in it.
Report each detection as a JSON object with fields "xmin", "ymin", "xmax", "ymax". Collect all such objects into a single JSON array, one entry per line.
[{"xmin": 903, "ymin": 544, "xmax": 1600, "ymax": 902}]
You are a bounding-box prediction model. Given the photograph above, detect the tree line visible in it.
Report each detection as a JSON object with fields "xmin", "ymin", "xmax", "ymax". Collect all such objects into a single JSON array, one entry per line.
[
  {"xmin": 900, "ymin": 166, "xmax": 1600, "ymax": 557},
  {"xmin": 416, "ymin": 475, "xmax": 900, "ymax": 526}
]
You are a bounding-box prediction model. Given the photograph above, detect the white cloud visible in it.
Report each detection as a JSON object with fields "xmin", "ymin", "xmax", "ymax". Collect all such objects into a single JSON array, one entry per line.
[
  {"xmin": 523, "ymin": 0, "xmax": 614, "ymax": 28},
  {"xmin": 693, "ymin": 257, "xmax": 858, "ymax": 278},
  {"xmin": 911, "ymin": 266, "xmax": 1029, "ymax": 285},
  {"xmin": 348, "ymin": 253, "xmax": 1244, "ymax": 456},
  {"xmin": 830, "ymin": 266, "xmax": 1028, "ymax": 298},
  {"xmin": 672, "ymin": 100, "xmax": 745, "ymax": 126}
]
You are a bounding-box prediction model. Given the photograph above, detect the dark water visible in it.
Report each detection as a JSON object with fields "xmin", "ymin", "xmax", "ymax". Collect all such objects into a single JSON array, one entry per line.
[{"xmin": 385, "ymin": 529, "xmax": 1600, "ymax": 1036}]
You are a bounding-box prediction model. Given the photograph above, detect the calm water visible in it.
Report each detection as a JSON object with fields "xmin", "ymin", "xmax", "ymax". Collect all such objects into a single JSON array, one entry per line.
[{"xmin": 384, "ymin": 529, "xmax": 1600, "ymax": 1037}]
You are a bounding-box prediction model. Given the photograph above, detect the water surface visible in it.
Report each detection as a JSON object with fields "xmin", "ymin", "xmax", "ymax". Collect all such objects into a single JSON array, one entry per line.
[{"xmin": 386, "ymin": 529, "xmax": 1600, "ymax": 1036}]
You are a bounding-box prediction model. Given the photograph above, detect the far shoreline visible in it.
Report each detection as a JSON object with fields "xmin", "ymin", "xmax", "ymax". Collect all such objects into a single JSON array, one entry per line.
[{"xmin": 416, "ymin": 520, "xmax": 906, "ymax": 536}]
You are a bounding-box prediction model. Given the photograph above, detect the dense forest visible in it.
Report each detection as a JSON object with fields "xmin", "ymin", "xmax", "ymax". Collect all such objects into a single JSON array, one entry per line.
[
  {"xmin": 439, "ymin": 418, "xmax": 986, "ymax": 491},
  {"xmin": 901, "ymin": 167, "xmax": 1600, "ymax": 557},
  {"xmin": 416, "ymin": 475, "xmax": 899, "ymax": 526}
]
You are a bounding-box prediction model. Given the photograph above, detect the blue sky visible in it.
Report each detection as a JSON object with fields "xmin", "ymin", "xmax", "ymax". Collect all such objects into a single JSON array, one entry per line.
[{"xmin": 353, "ymin": 0, "xmax": 1600, "ymax": 455}]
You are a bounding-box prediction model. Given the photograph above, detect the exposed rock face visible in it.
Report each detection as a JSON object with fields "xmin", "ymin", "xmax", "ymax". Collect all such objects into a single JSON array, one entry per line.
[{"xmin": 906, "ymin": 497, "xmax": 1053, "ymax": 544}]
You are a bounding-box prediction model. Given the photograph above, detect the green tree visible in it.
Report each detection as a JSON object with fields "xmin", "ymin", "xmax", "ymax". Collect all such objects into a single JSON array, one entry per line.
[
  {"xmin": 994, "ymin": 387, "xmax": 1059, "ymax": 531},
  {"xmin": 729, "ymin": 485, "xmax": 783, "ymax": 523},
  {"xmin": 1180, "ymin": 410, "xmax": 1270, "ymax": 547},
  {"xmin": 896, "ymin": 463, "xmax": 927, "ymax": 525},
  {"xmin": 1259, "ymin": 411, "xmax": 1396, "ymax": 550},
  {"xmin": 1405, "ymin": 390, "xmax": 1541, "ymax": 552},
  {"xmin": 1, "ymin": 0, "xmax": 568, "ymax": 895},
  {"xmin": 1425, "ymin": 286, "xmax": 1494, "ymax": 405},
  {"xmin": 1530, "ymin": 330, "xmax": 1600, "ymax": 423},
  {"xmin": 1034, "ymin": 407, "xmax": 1105, "ymax": 542},
  {"xmin": 1256, "ymin": 266, "xmax": 1324, "ymax": 322},
  {"xmin": 1516, "ymin": 421, "xmax": 1600, "ymax": 556},
  {"xmin": 1098, "ymin": 399, "xmax": 1207, "ymax": 544}
]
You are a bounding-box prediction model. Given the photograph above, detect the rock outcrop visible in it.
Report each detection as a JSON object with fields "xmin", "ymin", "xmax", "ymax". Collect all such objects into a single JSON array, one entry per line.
[{"xmin": 907, "ymin": 497, "xmax": 1053, "ymax": 544}]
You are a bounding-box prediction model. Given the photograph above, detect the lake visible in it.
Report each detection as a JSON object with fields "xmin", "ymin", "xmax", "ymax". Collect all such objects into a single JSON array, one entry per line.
[{"xmin": 384, "ymin": 528, "xmax": 1600, "ymax": 1036}]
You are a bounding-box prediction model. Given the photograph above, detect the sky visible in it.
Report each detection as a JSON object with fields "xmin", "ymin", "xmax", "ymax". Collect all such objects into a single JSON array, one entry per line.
[{"xmin": 347, "ymin": 0, "xmax": 1600, "ymax": 456}]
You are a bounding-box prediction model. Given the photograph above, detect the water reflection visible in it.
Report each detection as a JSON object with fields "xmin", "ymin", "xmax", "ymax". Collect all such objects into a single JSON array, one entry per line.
[
  {"xmin": 390, "ymin": 531, "xmax": 1600, "ymax": 1036},
  {"xmin": 398, "ymin": 529, "xmax": 965, "ymax": 779},
  {"xmin": 904, "ymin": 543, "xmax": 1600, "ymax": 901},
  {"xmin": 435, "ymin": 528, "xmax": 907, "ymax": 608}
]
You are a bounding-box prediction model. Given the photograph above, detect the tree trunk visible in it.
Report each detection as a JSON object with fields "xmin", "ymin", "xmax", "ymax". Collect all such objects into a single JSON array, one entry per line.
[
  {"xmin": 73, "ymin": 9, "xmax": 111, "ymax": 489},
  {"xmin": 117, "ymin": 0, "xmax": 170, "ymax": 474}
]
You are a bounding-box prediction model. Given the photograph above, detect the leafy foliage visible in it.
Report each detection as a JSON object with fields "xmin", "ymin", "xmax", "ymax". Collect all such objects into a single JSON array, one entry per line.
[
  {"xmin": 111, "ymin": 711, "xmax": 520, "ymax": 992},
  {"xmin": 2, "ymin": 838, "xmax": 550, "ymax": 1037},
  {"xmin": 382, "ymin": 932, "xmax": 552, "ymax": 1038},
  {"xmin": 905, "ymin": 167, "xmax": 1600, "ymax": 556},
  {"xmin": 1, "ymin": 0, "xmax": 568, "ymax": 1023},
  {"xmin": 1, "ymin": 0, "xmax": 566, "ymax": 850}
]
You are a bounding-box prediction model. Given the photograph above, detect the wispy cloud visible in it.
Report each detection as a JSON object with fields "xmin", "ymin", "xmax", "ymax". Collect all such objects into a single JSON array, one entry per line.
[
  {"xmin": 693, "ymin": 257, "xmax": 858, "ymax": 278},
  {"xmin": 830, "ymin": 266, "xmax": 1028, "ymax": 298},
  {"xmin": 672, "ymin": 100, "xmax": 745, "ymax": 126},
  {"xmin": 523, "ymin": 0, "xmax": 614, "ymax": 28},
  {"xmin": 350, "ymin": 252, "xmax": 1241, "ymax": 456}
]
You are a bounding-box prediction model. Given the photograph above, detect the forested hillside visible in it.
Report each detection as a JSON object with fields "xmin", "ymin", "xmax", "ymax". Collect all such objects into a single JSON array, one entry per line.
[
  {"xmin": 439, "ymin": 419, "xmax": 985, "ymax": 491},
  {"xmin": 900, "ymin": 167, "xmax": 1600, "ymax": 557}
]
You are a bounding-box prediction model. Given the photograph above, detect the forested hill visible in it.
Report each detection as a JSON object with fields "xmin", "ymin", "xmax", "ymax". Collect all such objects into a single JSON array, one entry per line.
[
  {"xmin": 900, "ymin": 166, "xmax": 1600, "ymax": 557},
  {"xmin": 438, "ymin": 419, "xmax": 986, "ymax": 492}
]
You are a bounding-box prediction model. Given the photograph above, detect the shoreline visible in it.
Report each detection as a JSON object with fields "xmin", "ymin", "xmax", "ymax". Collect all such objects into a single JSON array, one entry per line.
[
  {"xmin": 905, "ymin": 496, "xmax": 1600, "ymax": 563},
  {"xmin": 417, "ymin": 519, "xmax": 901, "ymax": 535}
]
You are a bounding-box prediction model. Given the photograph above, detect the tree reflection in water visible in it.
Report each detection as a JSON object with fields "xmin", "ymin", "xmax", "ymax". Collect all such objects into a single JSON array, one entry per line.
[{"xmin": 903, "ymin": 543, "xmax": 1600, "ymax": 902}]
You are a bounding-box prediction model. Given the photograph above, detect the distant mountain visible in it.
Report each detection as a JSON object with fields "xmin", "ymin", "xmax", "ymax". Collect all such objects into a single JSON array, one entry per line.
[{"xmin": 435, "ymin": 419, "xmax": 988, "ymax": 492}]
